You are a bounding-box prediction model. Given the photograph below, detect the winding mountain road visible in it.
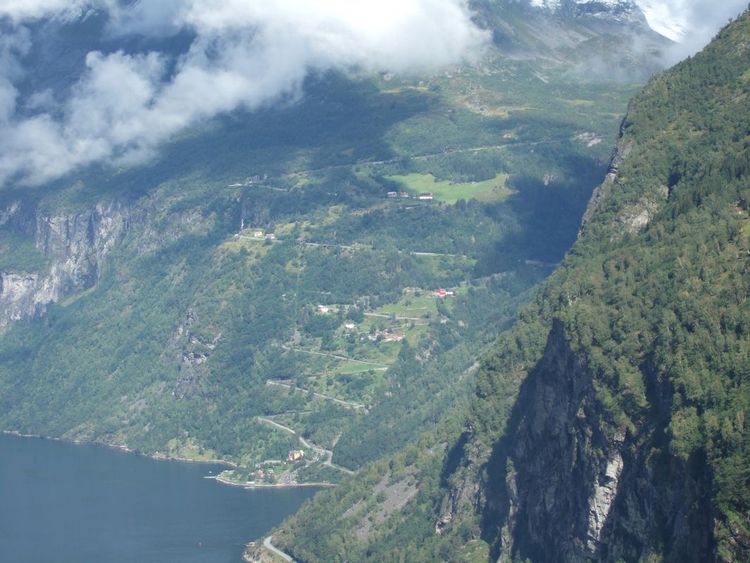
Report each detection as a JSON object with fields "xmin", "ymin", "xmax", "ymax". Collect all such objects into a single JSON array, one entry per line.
[
  {"xmin": 281, "ymin": 345, "xmax": 387, "ymax": 368},
  {"xmin": 265, "ymin": 380, "xmax": 368, "ymax": 411},
  {"xmin": 263, "ymin": 536, "xmax": 294, "ymax": 562},
  {"xmin": 257, "ymin": 416, "xmax": 355, "ymax": 475},
  {"xmin": 364, "ymin": 312, "xmax": 424, "ymax": 322}
]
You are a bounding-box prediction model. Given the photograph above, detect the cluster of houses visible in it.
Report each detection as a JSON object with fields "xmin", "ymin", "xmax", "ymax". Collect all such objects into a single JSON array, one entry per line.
[
  {"xmin": 229, "ymin": 174, "xmax": 269, "ymax": 188},
  {"xmin": 367, "ymin": 330, "xmax": 405, "ymax": 343},
  {"xmin": 249, "ymin": 459, "xmax": 285, "ymax": 482},
  {"xmin": 245, "ymin": 450, "xmax": 306, "ymax": 484},
  {"xmin": 250, "ymin": 467, "xmax": 273, "ymax": 482},
  {"xmin": 433, "ymin": 288, "xmax": 455, "ymax": 297},
  {"xmin": 403, "ymin": 287, "xmax": 455, "ymax": 297},
  {"xmin": 387, "ymin": 191, "xmax": 434, "ymax": 201},
  {"xmin": 251, "ymin": 230, "xmax": 276, "ymax": 241},
  {"xmin": 246, "ymin": 174, "xmax": 268, "ymax": 184}
]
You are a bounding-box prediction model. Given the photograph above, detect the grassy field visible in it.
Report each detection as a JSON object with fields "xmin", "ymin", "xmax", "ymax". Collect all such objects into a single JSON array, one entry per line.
[
  {"xmin": 387, "ymin": 173, "xmax": 512, "ymax": 204},
  {"xmin": 376, "ymin": 293, "xmax": 438, "ymax": 317},
  {"xmin": 337, "ymin": 361, "xmax": 389, "ymax": 373}
]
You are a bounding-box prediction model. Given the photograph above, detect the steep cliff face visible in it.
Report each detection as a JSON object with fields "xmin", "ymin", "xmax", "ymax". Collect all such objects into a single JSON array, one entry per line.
[
  {"xmin": 481, "ymin": 322, "xmax": 714, "ymax": 562},
  {"xmin": 0, "ymin": 201, "xmax": 133, "ymax": 329},
  {"xmin": 497, "ymin": 321, "xmax": 625, "ymax": 561}
]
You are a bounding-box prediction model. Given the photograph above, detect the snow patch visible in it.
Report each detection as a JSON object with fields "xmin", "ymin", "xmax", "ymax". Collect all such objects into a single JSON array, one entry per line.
[{"xmin": 529, "ymin": 0, "xmax": 562, "ymax": 9}]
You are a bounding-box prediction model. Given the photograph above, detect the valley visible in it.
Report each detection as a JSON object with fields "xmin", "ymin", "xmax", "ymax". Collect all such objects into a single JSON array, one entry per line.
[
  {"xmin": 0, "ymin": 41, "xmax": 637, "ymax": 489},
  {"xmin": 3, "ymin": 1, "xmax": 747, "ymax": 562}
]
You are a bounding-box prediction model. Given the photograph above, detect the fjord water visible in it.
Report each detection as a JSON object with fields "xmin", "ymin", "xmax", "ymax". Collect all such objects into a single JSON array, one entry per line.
[{"xmin": 0, "ymin": 433, "xmax": 316, "ymax": 562}]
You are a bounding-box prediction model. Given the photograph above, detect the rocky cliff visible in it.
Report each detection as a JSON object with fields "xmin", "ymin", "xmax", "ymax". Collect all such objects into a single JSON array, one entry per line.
[
  {"xmin": 0, "ymin": 200, "xmax": 133, "ymax": 329},
  {"xmin": 476, "ymin": 321, "xmax": 715, "ymax": 562}
]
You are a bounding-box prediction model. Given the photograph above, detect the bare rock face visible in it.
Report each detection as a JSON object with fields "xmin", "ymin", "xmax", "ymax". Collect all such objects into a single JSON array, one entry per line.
[
  {"xmin": 171, "ymin": 308, "xmax": 222, "ymax": 400},
  {"xmin": 494, "ymin": 320, "xmax": 626, "ymax": 561},
  {"xmin": 580, "ymin": 138, "xmax": 636, "ymax": 230},
  {"xmin": 461, "ymin": 321, "xmax": 714, "ymax": 562},
  {"xmin": 435, "ymin": 442, "xmax": 482, "ymax": 535},
  {"xmin": 615, "ymin": 197, "xmax": 661, "ymax": 234},
  {"xmin": 0, "ymin": 272, "xmax": 56, "ymax": 327},
  {"xmin": 0, "ymin": 200, "xmax": 132, "ymax": 330},
  {"xmin": 586, "ymin": 449, "xmax": 624, "ymax": 552}
]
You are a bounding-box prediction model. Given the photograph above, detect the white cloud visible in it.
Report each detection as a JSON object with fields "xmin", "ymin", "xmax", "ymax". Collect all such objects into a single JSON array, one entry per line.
[
  {"xmin": 636, "ymin": 0, "xmax": 748, "ymax": 60},
  {"xmin": 0, "ymin": 0, "xmax": 488, "ymax": 187},
  {"xmin": 637, "ymin": 0, "xmax": 688, "ymax": 41},
  {"xmin": 1, "ymin": 1, "xmax": 745, "ymax": 187},
  {"xmin": 0, "ymin": 0, "xmax": 110, "ymax": 22}
]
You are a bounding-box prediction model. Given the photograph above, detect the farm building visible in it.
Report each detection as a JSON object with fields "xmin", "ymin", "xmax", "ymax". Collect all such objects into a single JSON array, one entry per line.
[{"xmin": 287, "ymin": 450, "xmax": 305, "ymax": 462}]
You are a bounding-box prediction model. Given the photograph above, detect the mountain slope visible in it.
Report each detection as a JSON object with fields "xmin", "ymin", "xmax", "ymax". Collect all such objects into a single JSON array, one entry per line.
[
  {"xmin": 471, "ymin": 0, "xmax": 668, "ymax": 80},
  {"xmin": 0, "ymin": 5, "xmax": 648, "ymax": 486},
  {"xmin": 273, "ymin": 9, "xmax": 750, "ymax": 562},
  {"xmin": 446, "ymin": 9, "xmax": 750, "ymax": 561},
  {"xmin": 528, "ymin": 0, "xmax": 644, "ymax": 24}
]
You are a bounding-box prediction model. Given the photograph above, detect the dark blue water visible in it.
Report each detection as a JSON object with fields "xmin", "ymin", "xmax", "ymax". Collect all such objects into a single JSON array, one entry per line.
[{"xmin": 0, "ymin": 433, "xmax": 317, "ymax": 562}]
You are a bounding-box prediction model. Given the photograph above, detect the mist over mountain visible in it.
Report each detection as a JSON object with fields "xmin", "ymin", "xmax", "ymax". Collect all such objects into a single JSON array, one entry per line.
[
  {"xmin": 0, "ymin": 0, "xmax": 742, "ymax": 189},
  {"xmin": 0, "ymin": 0, "xmax": 486, "ymax": 187}
]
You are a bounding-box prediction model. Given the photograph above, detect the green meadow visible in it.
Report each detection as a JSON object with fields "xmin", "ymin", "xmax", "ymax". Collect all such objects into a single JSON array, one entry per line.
[{"xmin": 388, "ymin": 173, "xmax": 512, "ymax": 204}]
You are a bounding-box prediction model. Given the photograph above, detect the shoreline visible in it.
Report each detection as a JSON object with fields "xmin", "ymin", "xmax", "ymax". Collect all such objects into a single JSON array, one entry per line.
[
  {"xmin": 5, "ymin": 428, "xmax": 331, "ymax": 561},
  {"xmin": 215, "ymin": 474, "xmax": 336, "ymax": 490},
  {"xmin": 2, "ymin": 430, "xmax": 336, "ymax": 489},
  {"xmin": 1, "ymin": 430, "xmax": 238, "ymax": 469}
]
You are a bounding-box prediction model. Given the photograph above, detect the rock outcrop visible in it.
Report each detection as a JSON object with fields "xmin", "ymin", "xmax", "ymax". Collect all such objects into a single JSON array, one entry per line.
[
  {"xmin": 462, "ymin": 321, "xmax": 715, "ymax": 562},
  {"xmin": 0, "ymin": 200, "xmax": 132, "ymax": 329},
  {"xmin": 485, "ymin": 320, "xmax": 627, "ymax": 561}
]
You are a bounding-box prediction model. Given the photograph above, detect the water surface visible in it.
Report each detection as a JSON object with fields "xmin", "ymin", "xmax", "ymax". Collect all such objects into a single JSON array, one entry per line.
[{"xmin": 0, "ymin": 433, "xmax": 316, "ymax": 562}]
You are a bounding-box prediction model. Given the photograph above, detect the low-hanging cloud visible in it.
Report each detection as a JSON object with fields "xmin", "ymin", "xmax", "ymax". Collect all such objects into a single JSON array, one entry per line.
[
  {"xmin": 1, "ymin": 1, "xmax": 745, "ymax": 188},
  {"xmin": 637, "ymin": 0, "xmax": 748, "ymax": 62},
  {"xmin": 0, "ymin": 0, "xmax": 488, "ymax": 187}
]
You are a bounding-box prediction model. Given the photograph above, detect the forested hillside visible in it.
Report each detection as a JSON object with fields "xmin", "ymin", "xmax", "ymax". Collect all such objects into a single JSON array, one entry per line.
[{"xmin": 274, "ymin": 10, "xmax": 750, "ymax": 562}]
